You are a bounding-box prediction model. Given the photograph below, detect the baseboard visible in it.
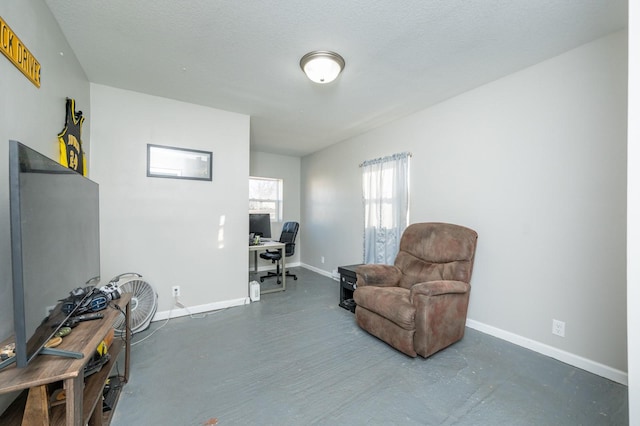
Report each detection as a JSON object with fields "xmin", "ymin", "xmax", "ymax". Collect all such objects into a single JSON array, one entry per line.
[
  {"xmin": 156, "ymin": 263, "xmax": 305, "ymax": 320},
  {"xmin": 152, "ymin": 297, "xmax": 250, "ymax": 321},
  {"xmin": 466, "ymin": 319, "xmax": 628, "ymax": 385},
  {"xmin": 300, "ymin": 263, "xmax": 335, "ymax": 279}
]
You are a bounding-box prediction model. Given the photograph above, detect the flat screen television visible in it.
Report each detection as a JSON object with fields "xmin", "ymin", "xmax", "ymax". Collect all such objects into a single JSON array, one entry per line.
[
  {"xmin": 249, "ymin": 213, "xmax": 271, "ymax": 239},
  {"xmin": 4, "ymin": 140, "xmax": 101, "ymax": 369}
]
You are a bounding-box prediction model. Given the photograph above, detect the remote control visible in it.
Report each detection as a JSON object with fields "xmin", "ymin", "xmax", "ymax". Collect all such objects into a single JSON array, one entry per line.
[
  {"xmin": 72, "ymin": 313, "xmax": 104, "ymax": 322},
  {"xmin": 52, "ymin": 312, "xmax": 104, "ymax": 328}
]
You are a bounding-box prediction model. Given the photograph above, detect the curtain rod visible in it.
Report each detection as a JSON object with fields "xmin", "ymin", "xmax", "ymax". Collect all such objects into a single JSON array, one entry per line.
[{"xmin": 359, "ymin": 151, "xmax": 412, "ymax": 168}]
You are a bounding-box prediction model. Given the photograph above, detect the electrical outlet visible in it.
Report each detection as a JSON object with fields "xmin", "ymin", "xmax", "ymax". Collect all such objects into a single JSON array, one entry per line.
[
  {"xmin": 321, "ymin": 256, "xmax": 325, "ymax": 264},
  {"xmin": 172, "ymin": 286, "xmax": 181, "ymax": 297},
  {"xmin": 552, "ymin": 319, "xmax": 565, "ymax": 337}
]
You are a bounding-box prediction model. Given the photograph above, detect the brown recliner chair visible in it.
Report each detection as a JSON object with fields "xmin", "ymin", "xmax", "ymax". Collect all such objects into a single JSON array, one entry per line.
[{"xmin": 353, "ymin": 222, "xmax": 478, "ymax": 358}]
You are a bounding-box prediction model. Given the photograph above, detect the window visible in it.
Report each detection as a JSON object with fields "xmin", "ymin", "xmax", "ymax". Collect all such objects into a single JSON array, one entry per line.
[
  {"xmin": 249, "ymin": 177, "xmax": 283, "ymax": 221},
  {"xmin": 361, "ymin": 152, "xmax": 410, "ymax": 264}
]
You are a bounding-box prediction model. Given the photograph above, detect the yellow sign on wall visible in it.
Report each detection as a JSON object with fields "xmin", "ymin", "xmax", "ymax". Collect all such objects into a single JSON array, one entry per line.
[{"xmin": 0, "ymin": 16, "xmax": 41, "ymax": 88}]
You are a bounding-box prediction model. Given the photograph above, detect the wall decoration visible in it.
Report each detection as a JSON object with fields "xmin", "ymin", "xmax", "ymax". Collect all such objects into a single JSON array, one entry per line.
[
  {"xmin": 147, "ymin": 144, "xmax": 213, "ymax": 181},
  {"xmin": 0, "ymin": 16, "xmax": 41, "ymax": 88},
  {"xmin": 58, "ymin": 98, "xmax": 87, "ymax": 175}
]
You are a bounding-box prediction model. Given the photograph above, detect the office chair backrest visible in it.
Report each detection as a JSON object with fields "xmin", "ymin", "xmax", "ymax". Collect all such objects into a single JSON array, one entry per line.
[{"xmin": 279, "ymin": 221, "xmax": 299, "ymax": 257}]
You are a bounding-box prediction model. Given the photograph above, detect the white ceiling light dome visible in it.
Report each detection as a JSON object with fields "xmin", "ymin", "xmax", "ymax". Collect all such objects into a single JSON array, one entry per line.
[{"xmin": 300, "ymin": 51, "xmax": 345, "ymax": 84}]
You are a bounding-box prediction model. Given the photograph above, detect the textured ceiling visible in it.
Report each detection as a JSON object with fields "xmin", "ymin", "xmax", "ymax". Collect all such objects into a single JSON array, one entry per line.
[{"xmin": 44, "ymin": 0, "xmax": 627, "ymax": 157}]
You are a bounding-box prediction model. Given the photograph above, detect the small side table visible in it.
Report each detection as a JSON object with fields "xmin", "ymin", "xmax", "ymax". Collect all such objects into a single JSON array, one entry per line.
[{"xmin": 338, "ymin": 264, "xmax": 362, "ymax": 312}]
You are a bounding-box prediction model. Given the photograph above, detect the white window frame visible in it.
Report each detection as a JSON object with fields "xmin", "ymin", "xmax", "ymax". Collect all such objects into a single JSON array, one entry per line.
[{"xmin": 249, "ymin": 176, "xmax": 283, "ymax": 222}]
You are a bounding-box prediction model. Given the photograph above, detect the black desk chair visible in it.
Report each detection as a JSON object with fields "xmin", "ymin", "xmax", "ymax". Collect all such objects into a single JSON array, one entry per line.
[{"xmin": 260, "ymin": 221, "xmax": 299, "ymax": 284}]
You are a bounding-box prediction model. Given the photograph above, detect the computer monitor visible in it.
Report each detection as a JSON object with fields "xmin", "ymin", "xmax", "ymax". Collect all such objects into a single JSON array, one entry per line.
[{"xmin": 249, "ymin": 213, "xmax": 271, "ymax": 239}]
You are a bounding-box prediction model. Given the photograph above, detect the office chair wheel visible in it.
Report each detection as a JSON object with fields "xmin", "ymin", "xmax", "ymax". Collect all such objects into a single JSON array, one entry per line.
[
  {"xmin": 293, "ymin": 276, "xmax": 298, "ymax": 280},
  {"xmin": 260, "ymin": 277, "xmax": 264, "ymax": 283}
]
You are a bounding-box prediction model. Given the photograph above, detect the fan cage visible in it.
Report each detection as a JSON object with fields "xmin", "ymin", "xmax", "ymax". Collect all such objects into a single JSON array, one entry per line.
[{"xmin": 111, "ymin": 276, "xmax": 158, "ymax": 335}]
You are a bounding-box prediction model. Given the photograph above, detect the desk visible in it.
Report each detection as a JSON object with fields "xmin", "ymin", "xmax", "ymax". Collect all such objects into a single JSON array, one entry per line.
[{"xmin": 249, "ymin": 241, "xmax": 286, "ymax": 294}]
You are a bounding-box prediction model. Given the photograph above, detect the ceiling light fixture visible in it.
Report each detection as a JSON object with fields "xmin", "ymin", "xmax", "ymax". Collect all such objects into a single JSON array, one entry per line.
[{"xmin": 300, "ymin": 51, "xmax": 345, "ymax": 84}]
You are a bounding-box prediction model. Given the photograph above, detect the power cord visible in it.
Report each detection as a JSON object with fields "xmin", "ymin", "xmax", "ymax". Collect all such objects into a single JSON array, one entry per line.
[
  {"xmin": 130, "ymin": 302, "xmax": 173, "ymax": 346},
  {"xmin": 108, "ymin": 299, "xmax": 172, "ymax": 346},
  {"xmin": 174, "ymin": 294, "xmax": 228, "ymax": 319},
  {"xmin": 108, "ymin": 293, "xmax": 228, "ymax": 348},
  {"xmin": 108, "ymin": 302, "xmax": 131, "ymax": 343},
  {"xmin": 174, "ymin": 295, "xmax": 205, "ymax": 319}
]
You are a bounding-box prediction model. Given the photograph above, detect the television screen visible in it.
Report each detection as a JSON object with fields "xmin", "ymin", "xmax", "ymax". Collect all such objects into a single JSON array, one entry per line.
[
  {"xmin": 8, "ymin": 141, "xmax": 100, "ymax": 368},
  {"xmin": 249, "ymin": 213, "xmax": 271, "ymax": 239}
]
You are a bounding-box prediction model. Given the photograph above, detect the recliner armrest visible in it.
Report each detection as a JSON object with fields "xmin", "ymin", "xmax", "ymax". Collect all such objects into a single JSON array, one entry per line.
[
  {"xmin": 355, "ymin": 264, "xmax": 402, "ymax": 287},
  {"xmin": 409, "ymin": 280, "xmax": 469, "ymax": 301}
]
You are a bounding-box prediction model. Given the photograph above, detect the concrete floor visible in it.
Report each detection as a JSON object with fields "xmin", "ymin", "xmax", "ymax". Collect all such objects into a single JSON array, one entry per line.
[{"xmin": 111, "ymin": 267, "xmax": 628, "ymax": 425}]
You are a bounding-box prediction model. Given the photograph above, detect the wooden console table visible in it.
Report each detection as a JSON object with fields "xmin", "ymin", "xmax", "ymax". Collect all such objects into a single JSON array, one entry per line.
[{"xmin": 0, "ymin": 294, "xmax": 131, "ymax": 426}]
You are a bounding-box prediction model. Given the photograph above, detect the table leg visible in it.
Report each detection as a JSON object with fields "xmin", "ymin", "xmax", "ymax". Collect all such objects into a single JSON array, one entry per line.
[
  {"xmin": 281, "ymin": 247, "xmax": 286, "ymax": 291},
  {"xmin": 64, "ymin": 375, "xmax": 83, "ymax": 426},
  {"xmin": 124, "ymin": 300, "xmax": 131, "ymax": 382},
  {"xmin": 22, "ymin": 385, "xmax": 50, "ymax": 425},
  {"xmin": 253, "ymin": 251, "xmax": 258, "ymax": 273}
]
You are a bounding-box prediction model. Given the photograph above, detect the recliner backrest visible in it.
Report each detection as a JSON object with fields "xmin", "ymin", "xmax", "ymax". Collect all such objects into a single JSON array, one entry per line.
[{"xmin": 394, "ymin": 222, "xmax": 478, "ymax": 289}]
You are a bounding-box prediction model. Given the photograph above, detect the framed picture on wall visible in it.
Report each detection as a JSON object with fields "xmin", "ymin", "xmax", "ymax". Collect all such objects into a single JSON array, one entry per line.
[{"xmin": 146, "ymin": 144, "xmax": 213, "ymax": 181}]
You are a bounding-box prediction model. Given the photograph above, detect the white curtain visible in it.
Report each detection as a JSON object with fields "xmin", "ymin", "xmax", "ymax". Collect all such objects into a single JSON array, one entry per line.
[{"xmin": 362, "ymin": 152, "xmax": 410, "ymax": 264}]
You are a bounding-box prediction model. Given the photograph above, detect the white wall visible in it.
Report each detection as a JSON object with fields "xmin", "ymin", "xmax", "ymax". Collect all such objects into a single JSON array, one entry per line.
[
  {"xmin": 0, "ymin": 0, "xmax": 90, "ymax": 412},
  {"xmin": 250, "ymin": 151, "xmax": 302, "ymax": 269},
  {"xmin": 301, "ymin": 31, "xmax": 628, "ymax": 382},
  {"xmin": 627, "ymin": 0, "xmax": 639, "ymax": 421},
  {"xmin": 90, "ymin": 84, "xmax": 250, "ymax": 315},
  {"xmin": 301, "ymin": 142, "xmax": 366, "ymax": 273}
]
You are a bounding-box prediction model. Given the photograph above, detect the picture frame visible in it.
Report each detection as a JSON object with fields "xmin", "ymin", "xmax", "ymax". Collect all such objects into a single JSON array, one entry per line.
[{"xmin": 147, "ymin": 144, "xmax": 212, "ymax": 181}]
